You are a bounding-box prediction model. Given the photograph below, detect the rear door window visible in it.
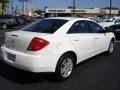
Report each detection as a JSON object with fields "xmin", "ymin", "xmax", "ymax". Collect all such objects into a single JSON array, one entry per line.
[{"xmin": 67, "ymin": 20, "xmax": 91, "ymax": 34}]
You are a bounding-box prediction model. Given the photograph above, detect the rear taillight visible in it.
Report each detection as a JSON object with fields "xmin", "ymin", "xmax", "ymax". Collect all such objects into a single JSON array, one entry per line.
[{"xmin": 27, "ymin": 37, "xmax": 49, "ymax": 51}]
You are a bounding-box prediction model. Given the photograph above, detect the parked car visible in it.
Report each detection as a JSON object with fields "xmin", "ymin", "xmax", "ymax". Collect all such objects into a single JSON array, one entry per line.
[
  {"xmin": 14, "ymin": 15, "xmax": 25, "ymax": 25},
  {"xmin": 108, "ymin": 24, "xmax": 120, "ymax": 40},
  {"xmin": 1, "ymin": 17, "xmax": 115, "ymax": 81},
  {"xmin": 20, "ymin": 15, "xmax": 32, "ymax": 22},
  {"xmin": 99, "ymin": 17, "xmax": 120, "ymax": 27},
  {"xmin": 0, "ymin": 14, "xmax": 17, "ymax": 30}
]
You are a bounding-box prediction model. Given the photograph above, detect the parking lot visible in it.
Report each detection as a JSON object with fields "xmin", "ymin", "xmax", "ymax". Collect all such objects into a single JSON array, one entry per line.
[{"xmin": 0, "ymin": 23, "xmax": 120, "ymax": 90}]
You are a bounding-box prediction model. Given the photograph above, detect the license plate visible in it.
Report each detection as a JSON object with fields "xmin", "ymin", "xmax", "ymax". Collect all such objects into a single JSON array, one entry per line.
[{"xmin": 7, "ymin": 53, "xmax": 16, "ymax": 62}]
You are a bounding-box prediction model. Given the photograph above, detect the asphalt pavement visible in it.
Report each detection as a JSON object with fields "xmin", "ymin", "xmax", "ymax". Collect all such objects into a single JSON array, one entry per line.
[{"xmin": 0, "ymin": 23, "xmax": 120, "ymax": 90}]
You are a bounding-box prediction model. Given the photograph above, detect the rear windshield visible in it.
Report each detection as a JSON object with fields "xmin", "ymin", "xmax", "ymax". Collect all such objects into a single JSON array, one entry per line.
[{"xmin": 23, "ymin": 19, "xmax": 68, "ymax": 34}]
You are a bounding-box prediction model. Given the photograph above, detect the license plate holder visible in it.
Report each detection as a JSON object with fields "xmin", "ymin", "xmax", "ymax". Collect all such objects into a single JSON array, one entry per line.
[{"xmin": 7, "ymin": 53, "xmax": 16, "ymax": 62}]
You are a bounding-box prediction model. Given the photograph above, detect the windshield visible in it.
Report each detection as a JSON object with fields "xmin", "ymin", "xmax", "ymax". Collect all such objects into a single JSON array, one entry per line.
[
  {"xmin": 103, "ymin": 18, "xmax": 115, "ymax": 22},
  {"xmin": 23, "ymin": 19, "xmax": 68, "ymax": 34}
]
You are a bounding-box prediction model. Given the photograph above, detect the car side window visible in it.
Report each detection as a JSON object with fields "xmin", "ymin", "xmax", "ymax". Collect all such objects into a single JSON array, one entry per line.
[
  {"xmin": 88, "ymin": 21, "xmax": 104, "ymax": 33},
  {"xmin": 67, "ymin": 21, "xmax": 90, "ymax": 34}
]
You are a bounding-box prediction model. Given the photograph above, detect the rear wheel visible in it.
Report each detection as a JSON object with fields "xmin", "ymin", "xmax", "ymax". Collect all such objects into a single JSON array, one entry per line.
[
  {"xmin": 55, "ymin": 53, "xmax": 75, "ymax": 81},
  {"xmin": 1, "ymin": 23, "xmax": 8, "ymax": 30}
]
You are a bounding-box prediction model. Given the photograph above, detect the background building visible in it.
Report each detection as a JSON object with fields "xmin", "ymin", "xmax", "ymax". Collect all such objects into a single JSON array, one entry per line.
[
  {"xmin": 27, "ymin": 4, "xmax": 34, "ymax": 16},
  {"xmin": 0, "ymin": 3, "xmax": 2, "ymax": 14},
  {"xmin": 45, "ymin": 8, "xmax": 119, "ymax": 18}
]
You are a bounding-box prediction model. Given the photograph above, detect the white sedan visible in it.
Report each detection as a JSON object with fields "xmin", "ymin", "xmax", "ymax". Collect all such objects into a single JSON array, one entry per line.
[{"xmin": 1, "ymin": 17, "xmax": 115, "ymax": 80}]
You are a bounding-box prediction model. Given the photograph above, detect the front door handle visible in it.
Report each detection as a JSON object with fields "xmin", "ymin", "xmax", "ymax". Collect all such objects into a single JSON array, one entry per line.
[{"xmin": 95, "ymin": 37, "xmax": 100, "ymax": 39}]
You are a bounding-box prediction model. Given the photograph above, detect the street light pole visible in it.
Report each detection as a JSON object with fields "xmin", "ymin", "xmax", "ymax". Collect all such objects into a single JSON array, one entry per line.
[
  {"xmin": 109, "ymin": 0, "xmax": 112, "ymax": 18},
  {"xmin": 30, "ymin": 0, "xmax": 32, "ymax": 4},
  {"xmin": 73, "ymin": 0, "xmax": 76, "ymax": 16},
  {"xmin": 11, "ymin": 0, "xmax": 13, "ymax": 14},
  {"xmin": 22, "ymin": 1, "xmax": 25, "ymax": 14}
]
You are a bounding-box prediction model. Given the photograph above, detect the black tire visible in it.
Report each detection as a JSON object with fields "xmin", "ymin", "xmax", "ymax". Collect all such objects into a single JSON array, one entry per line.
[
  {"xmin": 1, "ymin": 23, "xmax": 8, "ymax": 30},
  {"xmin": 106, "ymin": 40, "xmax": 115, "ymax": 55},
  {"xmin": 55, "ymin": 53, "xmax": 75, "ymax": 81}
]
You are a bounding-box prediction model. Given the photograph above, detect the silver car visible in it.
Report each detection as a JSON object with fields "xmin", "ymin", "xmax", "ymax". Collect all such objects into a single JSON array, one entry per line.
[{"xmin": 0, "ymin": 14, "xmax": 17, "ymax": 30}]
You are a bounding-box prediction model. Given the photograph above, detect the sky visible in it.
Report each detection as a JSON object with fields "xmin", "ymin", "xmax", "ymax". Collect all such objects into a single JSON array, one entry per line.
[{"xmin": 12, "ymin": 0, "xmax": 120, "ymax": 10}]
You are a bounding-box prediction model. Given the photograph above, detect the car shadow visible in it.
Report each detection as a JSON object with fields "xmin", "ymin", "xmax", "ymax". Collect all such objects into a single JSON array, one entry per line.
[
  {"xmin": 0, "ymin": 53, "xmax": 105, "ymax": 85},
  {"xmin": 0, "ymin": 60, "xmax": 62, "ymax": 84}
]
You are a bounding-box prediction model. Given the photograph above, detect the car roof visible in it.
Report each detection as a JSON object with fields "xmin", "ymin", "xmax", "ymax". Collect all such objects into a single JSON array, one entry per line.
[{"xmin": 46, "ymin": 17, "xmax": 91, "ymax": 21}]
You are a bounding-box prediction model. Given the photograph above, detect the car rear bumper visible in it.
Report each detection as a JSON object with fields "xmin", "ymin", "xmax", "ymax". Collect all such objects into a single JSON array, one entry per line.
[{"xmin": 1, "ymin": 46, "xmax": 59, "ymax": 73}]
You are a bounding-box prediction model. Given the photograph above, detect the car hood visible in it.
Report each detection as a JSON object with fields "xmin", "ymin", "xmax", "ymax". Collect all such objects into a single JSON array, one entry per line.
[{"xmin": 99, "ymin": 22, "xmax": 114, "ymax": 27}]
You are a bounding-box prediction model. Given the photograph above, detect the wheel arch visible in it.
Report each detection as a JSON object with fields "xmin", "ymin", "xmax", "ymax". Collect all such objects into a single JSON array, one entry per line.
[
  {"xmin": 111, "ymin": 37, "xmax": 115, "ymax": 46},
  {"xmin": 55, "ymin": 51, "xmax": 77, "ymax": 69}
]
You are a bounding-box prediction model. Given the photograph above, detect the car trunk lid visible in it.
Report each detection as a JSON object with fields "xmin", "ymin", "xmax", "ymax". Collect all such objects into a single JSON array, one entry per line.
[{"xmin": 5, "ymin": 31, "xmax": 51, "ymax": 53}]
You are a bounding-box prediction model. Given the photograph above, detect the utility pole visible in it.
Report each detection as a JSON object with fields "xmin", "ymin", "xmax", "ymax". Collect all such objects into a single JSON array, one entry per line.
[
  {"xmin": 22, "ymin": 1, "xmax": 25, "ymax": 14},
  {"xmin": 30, "ymin": 0, "xmax": 32, "ymax": 4},
  {"xmin": 11, "ymin": 0, "xmax": 14, "ymax": 14},
  {"xmin": 109, "ymin": 0, "xmax": 112, "ymax": 18},
  {"xmin": 73, "ymin": 0, "xmax": 76, "ymax": 16},
  {"xmin": 12, "ymin": 0, "xmax": 14, "ymax": 14}
]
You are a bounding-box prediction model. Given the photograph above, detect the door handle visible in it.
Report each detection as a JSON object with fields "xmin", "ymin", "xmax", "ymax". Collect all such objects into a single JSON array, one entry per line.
[
  {"xmin": 73, "ymin": 39, "xmax": 79, "ymax": 41},
  {"xmin": 95, "ymin": 37, "xmax": 100, "ymax": 39}
]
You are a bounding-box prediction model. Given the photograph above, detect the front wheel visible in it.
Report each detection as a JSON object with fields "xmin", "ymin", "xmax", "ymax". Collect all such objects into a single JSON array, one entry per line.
[
  {"xmin": 106, "ymin": 40, "xmax": 115, "ymax": 55},
  {"xmin": 1, "ymin": 23, "xmax": 8, "ymax": 30},
  {"xmin": 55, "ymin": 53, "xmax": 75, "ymax": 81}
]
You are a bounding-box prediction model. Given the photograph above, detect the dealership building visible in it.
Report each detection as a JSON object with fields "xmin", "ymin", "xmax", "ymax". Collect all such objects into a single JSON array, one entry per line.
[{"xmin": 45, "ymin": 8, "xmax": 119, "ymax": 17}]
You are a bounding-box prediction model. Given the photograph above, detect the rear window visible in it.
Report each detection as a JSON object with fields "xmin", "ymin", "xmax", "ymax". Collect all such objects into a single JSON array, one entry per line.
[{"xmin": 23, "ymin": 19, "xmax": 68, "ymax": 34}]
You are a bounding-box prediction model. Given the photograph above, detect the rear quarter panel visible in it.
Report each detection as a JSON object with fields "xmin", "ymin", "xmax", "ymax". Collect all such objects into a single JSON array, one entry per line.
[{"xmin": 41, "ymin": 35, "xmax": 80, "ymax": 65}]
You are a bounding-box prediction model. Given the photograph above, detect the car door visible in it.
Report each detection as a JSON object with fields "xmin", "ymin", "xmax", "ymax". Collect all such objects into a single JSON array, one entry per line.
[
  {"xmin": 87, "ymin": 21, "xmax": 106, "ymax": 54},
  {"xmin": 67, "ymin": 20, "xmax": 95, "ymax": 62}
]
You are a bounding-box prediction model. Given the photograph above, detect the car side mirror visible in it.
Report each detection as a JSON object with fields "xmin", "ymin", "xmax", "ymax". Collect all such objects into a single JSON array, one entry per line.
[
  {"xmin": 115, "ymin": 21, "xmax": 120, "ymax": 24},
  {"xmin": 104, "ymin": 27, "xmax": 111, "ymax": 32},
  {"xmin": 115, "ymin": 22, "xmax": 119, "ymax": 24}
]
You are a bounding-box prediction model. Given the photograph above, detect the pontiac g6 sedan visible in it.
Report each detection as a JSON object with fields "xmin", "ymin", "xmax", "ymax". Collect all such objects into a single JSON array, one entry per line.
[{"xmin": 1, "ymin": 17, "xmax": 115, "ymax": 80}]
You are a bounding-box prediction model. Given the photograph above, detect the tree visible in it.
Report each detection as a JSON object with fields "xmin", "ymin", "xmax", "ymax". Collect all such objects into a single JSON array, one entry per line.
[
  {"xmin": 68, "ymin": 6, "xmax": 73, "ymax": 9},
  {"xmin": 34, "ymin": 9, "xmax": 42, "ymax": 15},
  {"xmin": 102, "ymin": 7, "xmax": 119, "ymax": 10},
  {"xmin": 0, "ymin": 0, "xmax": 10, "ymax": 14},
  {"xmin": 0, "ymin": 0, "xmax": 9, "ymax": 3}
]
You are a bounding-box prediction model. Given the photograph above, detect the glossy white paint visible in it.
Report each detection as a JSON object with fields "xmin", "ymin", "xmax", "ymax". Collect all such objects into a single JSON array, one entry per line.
[{"xmin": 1, "ymin": 17, "xmax": 115, "ymax": 73}]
